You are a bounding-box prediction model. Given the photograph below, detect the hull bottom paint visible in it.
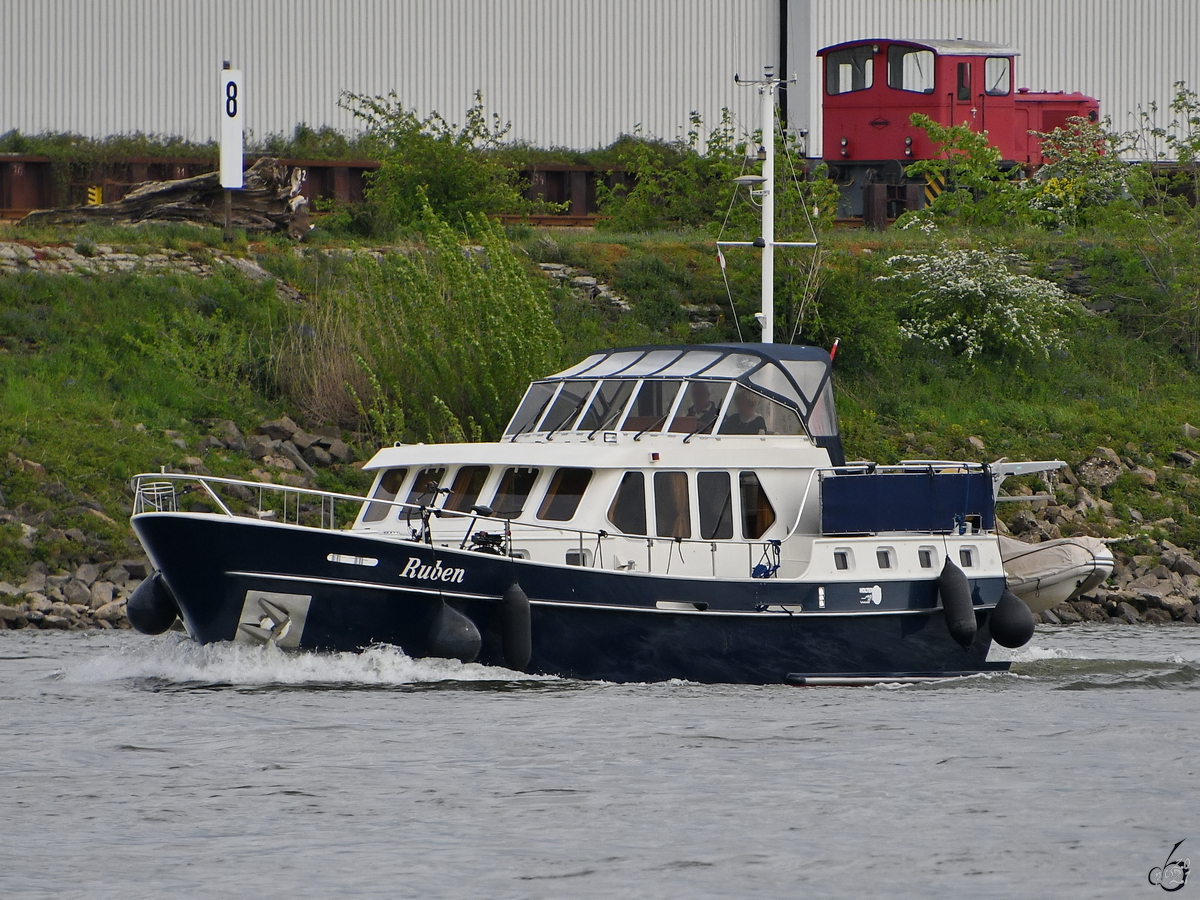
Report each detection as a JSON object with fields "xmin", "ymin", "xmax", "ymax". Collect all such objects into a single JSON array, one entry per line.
[{"xmin": 133, "ymin": 513, "xmax": 1007, "ymax": 685}]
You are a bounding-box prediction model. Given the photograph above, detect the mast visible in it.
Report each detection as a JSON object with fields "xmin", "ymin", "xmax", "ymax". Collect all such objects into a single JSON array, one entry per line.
[
  {"xmin": 760, "ymin": 69, "xmax": 776, "ymax": 344},
  {"xmin": 719, "ymin": 66, "xmax": 814, "ymax": 345}
]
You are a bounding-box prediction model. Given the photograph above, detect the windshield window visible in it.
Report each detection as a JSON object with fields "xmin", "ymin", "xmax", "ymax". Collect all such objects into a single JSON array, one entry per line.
[
  {"xmin": 506, "ymin": 382, "xmax": 557, "ymax": 435},
  {"xmin": 363, "ymin": 468, "xmax": 407, "ymax": 522},
  {"xmin": 541, "ymin": 381, "xmax": 596, "ymax": 433},
  {"xmin": 578, "ymin": 380, "xmax": 636, "ymax": 432},
  {"xmin": 718, "ymin": 387, "xmax": 802, "ymax": 436},
  {"xmin": 985, "ymin": 57, "xmax": 1010, "ymax": 95},
  {"xmin": 826, "ymin": 46, "xmax": 874, "ymax": 94},
  {"xmin": 887, "ymin": 46, "xmax": 934, "ymax": 93},
  {"xmin": 607, "ymin": 471, "xmax": 647, "ymax": 535},
  {"xmin": 621, "ymin": 380, "xmax": 682, "ymax": 433},
  {"xmin": 669, "ymin": 381, "xmax": 729, "ymax": 435},
  {"xmin": 491, "ymin": 467, "xmax": 539, "ymax": 519}
]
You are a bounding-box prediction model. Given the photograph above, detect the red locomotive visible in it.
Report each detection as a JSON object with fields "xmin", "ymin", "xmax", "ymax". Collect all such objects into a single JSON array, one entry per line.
[{"xmin": 816, "ymin": 39, "xmax": 1099, "ymax": 220}]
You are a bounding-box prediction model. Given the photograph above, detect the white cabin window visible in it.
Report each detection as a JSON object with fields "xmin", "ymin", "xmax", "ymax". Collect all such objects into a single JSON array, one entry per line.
[
  {"xmin": 363, "ymin": 468, "xmax": 407, "ymax": 522},
  {"xmin": 537, "ymin": 468, "xmax": 593, "ymax": 522},
  {"xmin": 739, "ymin": 472, "xmax": 776, "ymax": 539},
  {"xmin": 876, "ymin": 549, "xmax": 893, "ymax": 569},
  {"xmin": 565, "ymin": 548, "xmax": 593, "ymax": 567},
  {"xmin": 405, "ymin": 468, "xmax": 446, "ymax": 507},
  {"xmin": 834, "ymin": 550, "xmax": 850, "ymax": 570},
  {"xmin": 491, "ymin": 467, "xmax": 539, "ymax": 519},
  {"xmin": 607, "ymin": 471, "xmax": 647, "ymax": 535},
  {"xmin": 697, "ymin": 472, "xmax": 734, "ymax": 540},
  {"xmin": 654, "ymin": 471, "xmax": 692, "ymax": 539},
  {"xmin": 443, "ymin": 466, "xmax": 489, "ymax": 514},
  {"xmin": 959, "ymin": 548, "xmax": 974, "ymax": 568},
  {"xmin": 918, "ymin": 548, "xmax": 935, "ymax": 569}
]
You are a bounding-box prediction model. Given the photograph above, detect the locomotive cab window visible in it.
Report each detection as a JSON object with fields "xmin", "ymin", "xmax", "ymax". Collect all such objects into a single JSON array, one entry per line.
[
  {"xmin": 985, "ymin": 57, "xmax": 1011, "ymax": 95},
  {"xmin": 826, "ymin": 46, "xmax": 874, "ymax": 94},
  {"xmin": 886, "ymin": 46, "xmax": 934, "ymax": 93},
  {"xmin": 956, "ymin": 63, "xmax": 972, "ymax": 101}
]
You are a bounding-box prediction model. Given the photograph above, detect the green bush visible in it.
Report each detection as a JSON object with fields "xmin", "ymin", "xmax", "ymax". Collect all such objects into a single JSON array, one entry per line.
[{"xmin": 341, "ymin": 91, "xmax": 536, "ymax": 231}]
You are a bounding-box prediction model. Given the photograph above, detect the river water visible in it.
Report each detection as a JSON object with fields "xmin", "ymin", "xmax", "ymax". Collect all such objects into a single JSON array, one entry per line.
[{"xmin": 2, "ymin": 626, "xmax": 1197, "ymax": 899}]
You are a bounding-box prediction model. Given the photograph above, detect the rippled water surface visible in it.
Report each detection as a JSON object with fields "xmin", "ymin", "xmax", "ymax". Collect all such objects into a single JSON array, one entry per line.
[{"xmin": 3, "ymin": 626, "xmax": 1199, "ymax": 899}]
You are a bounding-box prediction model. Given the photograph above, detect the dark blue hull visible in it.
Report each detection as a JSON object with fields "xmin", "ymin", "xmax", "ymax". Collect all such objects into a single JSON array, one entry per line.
[{"xmin": 132, "ymin": 513, "xmax": 1009, "ymax": 684}]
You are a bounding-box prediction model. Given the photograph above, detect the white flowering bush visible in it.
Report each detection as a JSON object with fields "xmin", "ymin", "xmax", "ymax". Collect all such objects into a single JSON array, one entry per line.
[{"xmin": 879, "ymin": 246, "xmax": 1080, "ymax": 363}]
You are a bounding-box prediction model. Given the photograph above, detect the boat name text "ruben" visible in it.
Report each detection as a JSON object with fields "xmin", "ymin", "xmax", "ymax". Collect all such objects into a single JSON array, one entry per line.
[{"xmin": 400, "ymin": 557, "xmax": 466, "ymax": 584}]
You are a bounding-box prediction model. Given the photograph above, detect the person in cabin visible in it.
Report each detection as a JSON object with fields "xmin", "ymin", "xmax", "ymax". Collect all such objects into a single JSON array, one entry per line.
[
  {"xmin": 686, "ymin": 382, "xmax": 720, "ymax": 433},
  {"xmin": 720, "ymin": 390, "xmax": 768, "ymax": 435}
]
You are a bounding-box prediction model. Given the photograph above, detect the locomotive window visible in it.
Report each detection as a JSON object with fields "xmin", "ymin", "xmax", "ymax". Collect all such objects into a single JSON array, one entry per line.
[
  {"xmin": 985, "ymin": 57, "xmax": 1011, "ymax": 96},
  {"xmin": 956, "ymin": 63, "xmax": 972, "ymax": 101},
  {"xmin": 826, "ymin": 46, "xmax": 874, "ymax": 95},
  {"xmin": 886, "ymin": 47, "xmax": 934, "ymax": 93}
]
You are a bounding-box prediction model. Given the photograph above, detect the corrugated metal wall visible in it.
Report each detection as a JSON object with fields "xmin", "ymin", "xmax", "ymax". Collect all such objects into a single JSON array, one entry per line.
[
  {"xmin": 1, "ymin": 0, "xmax": 776, "ymax": 149},
  {"xmin": 3, "ymin": 0, "xmax": 1197, "ymax": 154},
  {"xmin": 800, "ymin": 0, "xmax": 1200, "ymax": 156}
]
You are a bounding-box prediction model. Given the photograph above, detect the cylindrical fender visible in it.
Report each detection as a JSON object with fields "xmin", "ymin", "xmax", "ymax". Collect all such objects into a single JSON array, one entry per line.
[
  {"xmin": 426, "ymin": 600, "xmax": 482, "ymax": 663},
  {"xmin": 500, "ymin": 583, "xmax": 532, "ymax": 672},
  {"xmin": 126, "ymin": 571, "xmax": 180, "ymax": 635},
  {"xmin": 989, "ymin": 589, "xmax": 1036, "ymax": 649},
  {"xmin": 938, "ymin": 557, "xmax": 977, "ymax": 650}
]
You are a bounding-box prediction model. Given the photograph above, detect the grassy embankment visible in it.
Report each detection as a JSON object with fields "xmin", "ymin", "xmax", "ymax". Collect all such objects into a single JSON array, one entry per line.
[{"xmin": 1, "ymin": 217, "xmax": 1199, "ymax": 582}]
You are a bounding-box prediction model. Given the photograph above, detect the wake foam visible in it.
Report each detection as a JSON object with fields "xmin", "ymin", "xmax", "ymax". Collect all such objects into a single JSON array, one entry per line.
[{"xmin": 60, "ymin": 634, "xmax": 550, "ymax": 688}]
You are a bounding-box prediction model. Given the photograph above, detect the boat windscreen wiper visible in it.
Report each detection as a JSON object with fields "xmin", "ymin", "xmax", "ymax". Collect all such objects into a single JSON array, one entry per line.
[
  {"xmin": 508, "ymin": 391, "xmax": 556, "ymax": 442},
  {"xmin": 587, "ymin": 403, "xmax": 625, "ymax": 440},
  {"xmin": 633, "ymin": 413, "xmax": 669, "ymax": 441},
  {"xmin": 545, "ymin": 397, "xmax": 588, "ymax": 441},
  {"xmin": 682, "ymin": 409, "xmax": 719, "ymax": 443}
]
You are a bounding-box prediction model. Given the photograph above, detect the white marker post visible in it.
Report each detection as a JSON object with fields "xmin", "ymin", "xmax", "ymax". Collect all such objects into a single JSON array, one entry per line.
[{"xmin": 219, "ymin": 61, "xmax": 244, "ymax": 241}]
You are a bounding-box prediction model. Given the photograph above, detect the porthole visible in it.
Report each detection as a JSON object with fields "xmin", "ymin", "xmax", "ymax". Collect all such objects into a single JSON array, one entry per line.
[
  {"xmin": 876, "ymin": 549, "xmax": 892, "ymax": 569},
  {"xmin": 959, "ymin": 548, "xmax": 974, "ymax": 568},
  {"xmin": 834, "ymin": 551, "xmax": 849, "ymax": 571},
  {"xmin": 918, "ymin": 548, "xmax": 934, "ymax": 569}
]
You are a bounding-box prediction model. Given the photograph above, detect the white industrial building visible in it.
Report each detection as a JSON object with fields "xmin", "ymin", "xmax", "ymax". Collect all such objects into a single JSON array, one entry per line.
[{"xmin": 3, "ymin": 0, "xmax": 1197, "ymax": 157}]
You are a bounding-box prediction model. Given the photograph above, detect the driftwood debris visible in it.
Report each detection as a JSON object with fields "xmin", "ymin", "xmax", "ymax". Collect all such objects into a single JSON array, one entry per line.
[{"xmin": 21, "ymin": 158, "xmax": 312, "ymax": 238}]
